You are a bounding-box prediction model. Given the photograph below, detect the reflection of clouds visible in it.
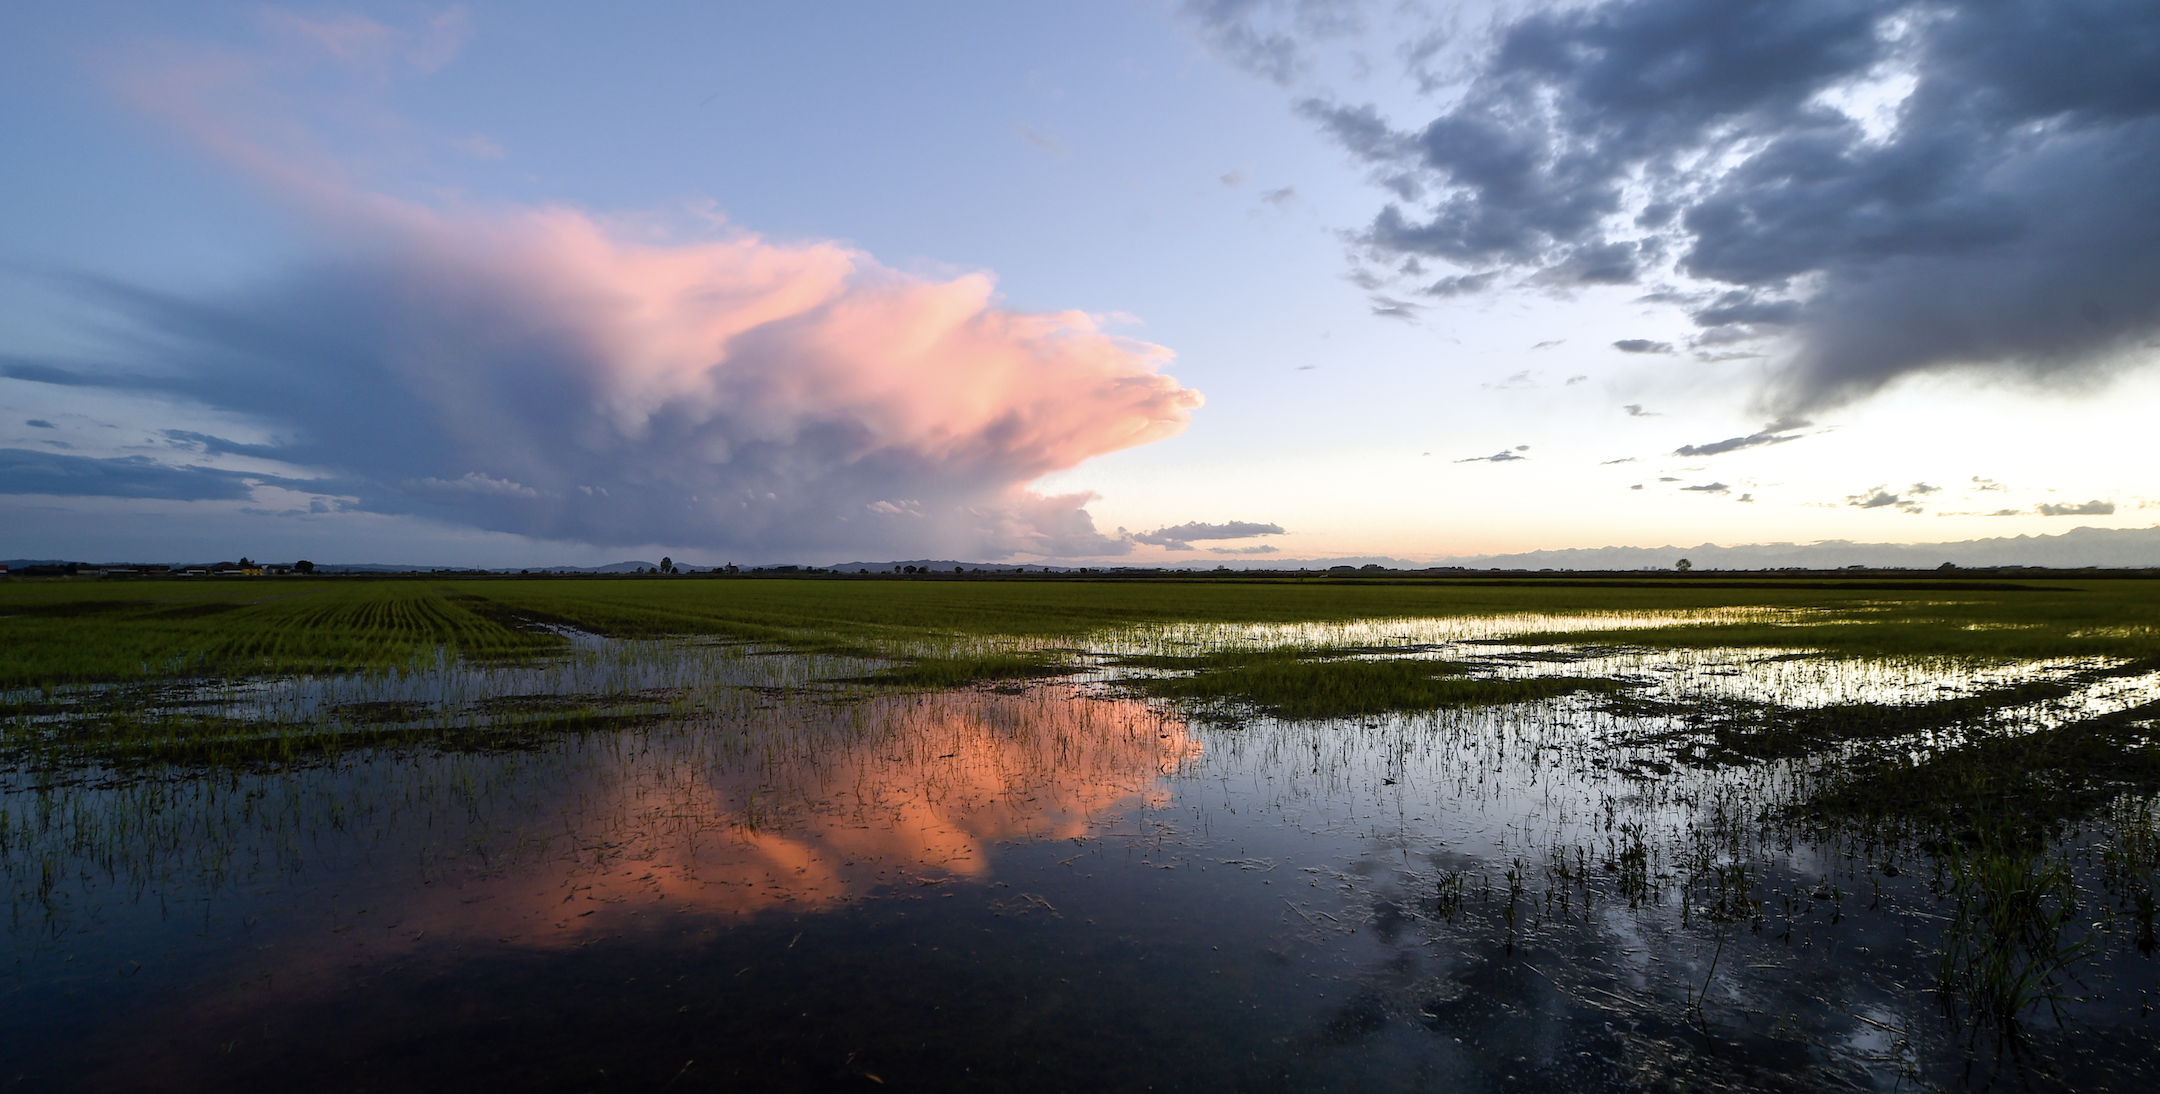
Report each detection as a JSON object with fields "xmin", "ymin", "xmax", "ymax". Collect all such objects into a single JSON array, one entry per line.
[
  {"xmin": 62, "ymin": 690, "xmax": 1203, "ymax": 1090},
  {"xmin": 446, "ymin": 691, "xmax": 1201, "ymax": 940}
]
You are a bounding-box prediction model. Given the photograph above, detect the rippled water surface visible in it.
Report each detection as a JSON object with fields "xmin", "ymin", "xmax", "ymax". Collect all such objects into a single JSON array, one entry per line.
[{"xmin": 5, "ymin": 635, "xmax": 2159, "ymax": 1092}]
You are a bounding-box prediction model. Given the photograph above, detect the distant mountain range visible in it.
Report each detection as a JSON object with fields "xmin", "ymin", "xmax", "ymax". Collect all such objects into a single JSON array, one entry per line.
[
  {"xmin": 838, "ymin": 523, "xmax": 2160, "ymax": 572},
  {"xmin": 1424, "ymin": 523, "xmax": 2160, "ymax": 571},
  {"xmin": 10, "ymin": 523, "xmax": 2158, "ymax": 576}
]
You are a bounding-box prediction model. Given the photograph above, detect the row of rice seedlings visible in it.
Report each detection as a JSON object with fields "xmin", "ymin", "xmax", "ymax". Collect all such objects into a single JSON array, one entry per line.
[{"xmin": 0, "ymin": 581, "xmax": 562, "ymax": 690}]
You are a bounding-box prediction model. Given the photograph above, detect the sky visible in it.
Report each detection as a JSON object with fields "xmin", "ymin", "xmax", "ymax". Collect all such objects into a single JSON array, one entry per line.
[{"xmin": 4, "ymin": 0, "xmax": 2158, "ymax": 567}]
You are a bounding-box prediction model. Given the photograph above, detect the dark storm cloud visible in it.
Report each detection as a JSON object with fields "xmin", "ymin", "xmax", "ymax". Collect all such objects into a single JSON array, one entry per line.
[
  {"xmin": 1283, "ymin": 0, "xmax": 2160, "ymax": 408},
  {"xmin": 1133, "ymin": 520, "xmax": 1286, "ymax": 551},
  {"xmin": 1672, "ymin": 418, "xmax": 1810, "ymax": 457}
]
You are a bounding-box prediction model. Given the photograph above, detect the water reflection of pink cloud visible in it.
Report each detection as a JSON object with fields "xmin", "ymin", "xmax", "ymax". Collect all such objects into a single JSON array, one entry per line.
[
  {"xmin": 79, "ymin": 692, "xmax": 1200, "ymax": 1089},
  {"xmin": 398, "ymin": 691, "xmax": 1201, "ymax": 943}
]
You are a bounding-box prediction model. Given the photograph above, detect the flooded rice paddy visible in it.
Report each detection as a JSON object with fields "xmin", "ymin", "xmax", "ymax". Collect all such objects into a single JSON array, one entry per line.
[{"xmin": 6, "ymin": 616, "xmax": 2160, "ymax": 1092}]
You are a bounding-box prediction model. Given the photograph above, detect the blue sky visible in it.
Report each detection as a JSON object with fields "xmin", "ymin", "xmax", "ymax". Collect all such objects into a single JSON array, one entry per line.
[{"xmin": 5, "ymin": 1, "xmax": 2157, "ymax": 566}]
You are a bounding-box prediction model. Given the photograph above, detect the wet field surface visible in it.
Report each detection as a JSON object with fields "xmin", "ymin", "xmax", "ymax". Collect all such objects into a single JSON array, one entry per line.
[{"xmin": 5, "ymin": 631, "xmax": 2159, "ymax": 1092}]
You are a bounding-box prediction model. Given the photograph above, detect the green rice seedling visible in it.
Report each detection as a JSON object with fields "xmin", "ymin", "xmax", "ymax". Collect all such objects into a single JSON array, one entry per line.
[
  {"xmin": 1933, "ymin": 836, "xmax": 2092, "ymax": 1026},
  {"xmin": 1435, "ymin": 870, "xmax": 1464, "ymax": 919},
  {"xmin": 2098, "ymin": 797, "xmax": 2160, "ymax": 956}
]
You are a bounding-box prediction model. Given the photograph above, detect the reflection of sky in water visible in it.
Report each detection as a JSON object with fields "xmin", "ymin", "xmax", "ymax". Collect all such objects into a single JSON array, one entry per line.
[
  {"xmin": 8, "ymin": 667, "xmax": 2158, "ymax": 1090},
  {"xmin": 1085, "ymin": 607, "xmax": 1797, "ymax": 658}
]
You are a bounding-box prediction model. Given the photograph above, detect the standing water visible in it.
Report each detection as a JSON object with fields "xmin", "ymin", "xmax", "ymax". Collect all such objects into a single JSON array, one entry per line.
[{"xmin": 4, "ymin": 641, "xmax": 2157, "ymax": 1091}]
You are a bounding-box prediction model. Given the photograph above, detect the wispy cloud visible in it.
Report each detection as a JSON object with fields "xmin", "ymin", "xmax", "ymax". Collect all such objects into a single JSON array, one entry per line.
[
  {"xmin": 1369, "ymin": 295, "xmax": 1419, "ymax": 319},
  {"xmin": 265, "ymin": 5, "xmax": 473, "ymax": 73},
  {"xmin": 1845, "ymin": 484, "xmax": 1933, "ymax": 514},
  {"xmin": 1456, "ymin": 445, "xmax": 1530, "ymax": 463},
  {"xmin": 2037, "ymin": 499, "xmax": 2114, "ymax": 516},
  {"xmin": 0, "ymin": 447, "xmax": 320, "ymax": 501},
  {"xmin": 1673, "ymin": 418, "xmax": 1810, "ymax": 458},
  {"xmin": 1012, "ymin": 122, "xmax": 1071, "ymax": 159}
]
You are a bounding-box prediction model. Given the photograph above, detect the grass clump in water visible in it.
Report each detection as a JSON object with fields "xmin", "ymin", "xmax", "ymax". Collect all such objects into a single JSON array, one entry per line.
[
  {"xmin": 1799, "ymin": 699, "xmax": 2160, "ymax": 840},
  {"xmin": 1125, "ymin": 649, "xmax": 1624, "ymax": 718},
  {"xmin": 1933, "ymin": 836, "xmax": 2093, "ymax": 1026},
  {"xmin": 856, "ymin": 653, "xmax": 1074, "ymax": 688}
]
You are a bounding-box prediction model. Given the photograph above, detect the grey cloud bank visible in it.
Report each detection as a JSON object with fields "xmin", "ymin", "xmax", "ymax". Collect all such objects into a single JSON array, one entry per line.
[
  {"xmin": 1281, "ymin": 0, "xmax": 2160, "ymax": 409},
  {"xmin": 1131, "ymin": 520, "xmax": 1286, "ymax": 551}
]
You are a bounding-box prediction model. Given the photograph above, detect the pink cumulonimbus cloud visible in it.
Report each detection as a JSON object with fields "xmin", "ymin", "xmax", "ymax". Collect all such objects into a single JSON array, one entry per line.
[
  {"xmin": 80, "ymin": 23, "xmax": 1201, "ymax": 559},
  {"xmin": 336, "ymin": 202, "xmax": 1205, "ymax": 556}
]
